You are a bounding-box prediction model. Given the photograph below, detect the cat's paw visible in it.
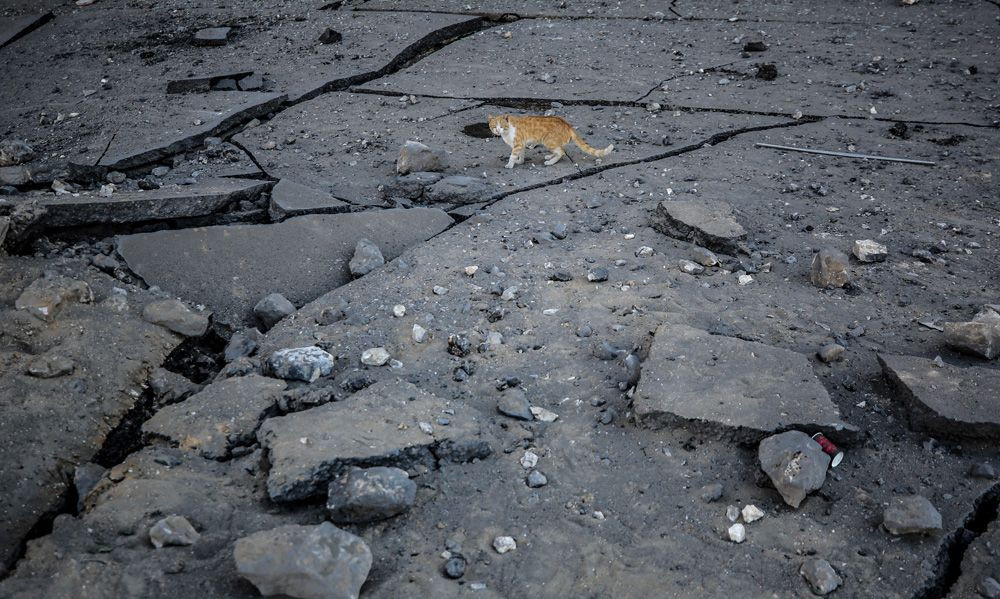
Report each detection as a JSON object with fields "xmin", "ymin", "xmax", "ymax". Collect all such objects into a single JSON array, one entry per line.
[{"xmin": 505, "ymin": 162, "xmax": 515, "ymax": 169}]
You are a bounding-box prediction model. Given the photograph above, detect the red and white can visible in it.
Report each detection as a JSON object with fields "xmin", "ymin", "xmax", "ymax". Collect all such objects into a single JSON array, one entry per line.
[{"xmin": 811, "ymin": 432, "xmax": 844, "ymax": 468}]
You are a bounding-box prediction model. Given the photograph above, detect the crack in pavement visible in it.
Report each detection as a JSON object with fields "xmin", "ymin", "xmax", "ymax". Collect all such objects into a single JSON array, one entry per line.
[{"xmin": 634, "ymin": 61, "xmax": 740, "ymax": 103}]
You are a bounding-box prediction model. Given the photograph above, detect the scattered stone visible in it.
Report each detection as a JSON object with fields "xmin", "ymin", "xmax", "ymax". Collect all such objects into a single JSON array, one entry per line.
[
  {"xmin": 149, "ymin": 367, "xmax": 203, "ymax": 406},
  {"xmin": 883, "ymin": 495, "xmax": 943, "ymax": 535},
  {"xmin": 743, "ymin": 40, "xmax": 768, "ymax": 52},
  {"xmin": 397, "ymin": 140, "xmax": 447, "ymax": 175},
  {"xmin": 224, "ymin": 328, "xmax": 261, "ymax": 362},
  {"xmin": 520, "ymin": 451, "xmax": 539, "ymax": 469},
  {"xmin": 551, "ymin": 222, "xmax": 568, "ymax": 239},
  {"xmin": 699, "ymin": 483, "xmax": 723, "ymax": 502},
  {"xmin": 587, "ymin": 268, "xmax": 608, "ymax": 282},
  {"xmin": 268, "ymin": 178, "xmax": 349, "ymax": 220},
  {"xmin": 741, "ymin": 505, "xmax": 765, "ymax": 523},
  {"xmin": 853, "ymin": 239, "xmax": 888, "ymax": 262},
  {"xmin": 254, "ymin": 293, "xmax": 295, "ymax": 331},
  {"xmin": 726, "ymin": 505, "xmax": 740, "ymax": 522},
  {"xmin": 143, "ymin": 374, "xmax": 287, "ymax": 459},
  {"xmin": 234, "ymin": 522, "xmax": 371, "ymax": 599},
  {"xmin": 443, "ymin": 556, "xmax": 466, "ymax": 579},
  {"xmin": 142, "ymin": 299, "xmax": 210, "ymax": 337},
  {"xmin": 26, "ymin": 355, "xmax": 74, "ymax": 378},
  {"xmin": 758, "ymin": 431, "xmax": 831, "ymax": 508},
  {"xmin": 72, "ymin": 463, "xmax": 105, "ymax": 511},
  {"xmin": 318, "ymin": 27, "xmax": 343, "ymax": 44},
  {"xmin": 393, "ymin": 304, "xmax": 406, "ymax": 317},
  {"xmin": 447, "ymin": 334, "xmax": 471, "ymax": 357},
  {"xmin": 0, "ymin": 139, "xmax": 34, "ymax": 167},
  {"xmin": 258, "ymin": 380, "xmax": 488, "ymax": 502},
  {"xmin": 810, "ymin": 249, "xmax": 850, "ymax": 288},
  {"xmin": 464, "ymin": 265, "xmax": 478, "ymax": 276},
  {"xmin": 15, "ymin": 276, "xmax": 93, "ymax": 322},
  {"xmin": 193, "ymin": 27, "xmax": 231, "ymax": 46},
  {"xmin": 549, "ymin": 270, "xmax": 573, "ymax": 282},
  {"xmin": 817, "ymin": 343, "xmax": 845, "ymax": 363},
  {"xmin": 326, "ymin": 467, "xmax": 416, "ymax": 524},
  {"xmin": 361, "ymin": 347, "xmax": 390, "ymax": 367},
  {"xmin": 497, "ymin": 389, "xmax": 534, "ymax": 421},
  {"xmin": 970, "ymin": 463, "xmax": 996, "ymax": 479},
  {"xmin": 267, "ymin": 346, "xmax": 335, "ymax": 383},
  {"xmin": 635, "ymin": 324, "xmax": 851, "ymax": 442},
  {"xmin": 799, "ymin": 558, "xmax": 842, "ymax": 595},
  {"xmin": 756, "ymin": 63, "xmax": 778, "ymax": 80},
  {"xmin": 678, "ymin": 259, "xmax": 705, "ymax": 275},
  {"xmin": 530, "ymin": 406, "xmax": 558, "ymax": 422},
  {"xmin": 738, "ymin": 274, "xmax": 754, "ymax": 286},
  {"xmin": 433, "ymin": 285, "xmax": 449, "ymax": 295},
  {"xmin": 412, "ymin": 324, "xmax": 428, "ymax": 343},
  {"xmin": 692, "ymin": 247, "xmax": 719, "ymax": 267},
  {"xmin": 727, "ymin": 523, "xmax": 746, "ymax": 543},
  {"xmin": 651, "ymin": 200, "xmax": 747, "ymax": 254},
  {"xmin": 493, "ymin": 536, "xmax": 516, "ymax": 554},
  {"xmin": 879, "ymin": 353, "xmax": 1000, "ymax": 439},
  {"xmin": 526, "ymin": 470, "xmax": 548, "ymax": 488},
  {"xmin": 349, "ymin": 238, "xmax": 385, "ymax": 278},
  {"xmin": 635, "ymin": 246, "xmax": 654, "ymax": 257},
  {"xmin": 149, "ymin": 515, "xmax": 200, "ymax": 549},
  {"xmin": 980, "ymin": 577, "xmax": 1000, "ymax": 599},
  {"xmin": 944, "ymin": 306, "xmax": 1000, "ymax": 360},
  {"xmin": 237, "ymin": 72, "xmax": 264, "ymax": 91}
]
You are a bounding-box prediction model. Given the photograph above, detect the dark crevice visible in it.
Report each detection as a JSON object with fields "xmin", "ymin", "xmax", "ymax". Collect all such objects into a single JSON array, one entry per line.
[
  {"xmin": 668, "ymin": 0, "xmax": 684, "ymax": 19},
  {"xmin": 635, "ymin": 62, "xmax": 738, "ymax": 102},
  {"xmin": 228, "ymin": 138, "xmax": 275, "ymax": 180},
  {"xmin": 91, "ymin": 389, "xmax": 158, "ymax": 468},
  {"xmin": 0, "ymin": 11, "xmax": 54, "ymax": 50},
  {"xmin": 910, "ymin": 482, "xmax": 1000, "ymax": 599}
]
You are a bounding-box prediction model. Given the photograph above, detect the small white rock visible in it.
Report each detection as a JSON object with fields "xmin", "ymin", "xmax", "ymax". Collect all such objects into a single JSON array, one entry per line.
[
  {"xmin": 392, "ymin": 304, "xmax": 406, "ymax": 317},
  {"xmin": 418, "ymin": 421, "xmax": 433, "ymax": 435},
  {"xmin": 738, "ymin": 274, "xmax": 754, "ymax": 286},
  {"xmin": 679, "ymin": 259, "xmax": 705, "ymax": 275},
  {"xmin": 464, "ymin": 265, "xmax": 479, "ymax": 276},
  {"xmin": 493, "ymin": 536, "xmax": 516, "ymax": 554},
  {"xmin": 501, "ymin": 286, "xmax": 519, "ymax": 301},
  {"xmin": 635, "ymin": 246, "xmax": 655, "ymax": 257},
  {"xmin": 726, "ymin": 505, "xmax": 740, "ymax": 522},
  {"xmin": 728, "ymin": 523, "xmax": 746, "ymax": 543},
  {"xmin": 433, "ymin": 285, "xmax": 448, "ymax": 295},
  {"xmin": 361, "ymin": 347, "xmax": 390, "ymax": 366},
  {"xmin": 530, "ymin": 406, "xmax": 559, "ymax": 422},
  {"xmin": 412, "ymin": 324, "xmax": 428, "ymax": 343},
  {"xmin": 742, "ymin": 504, "xmax": 765, "ymax": 523},
  {"xmin": 520, "ymin": 451, "xmax": 539, "ymax": 469}
]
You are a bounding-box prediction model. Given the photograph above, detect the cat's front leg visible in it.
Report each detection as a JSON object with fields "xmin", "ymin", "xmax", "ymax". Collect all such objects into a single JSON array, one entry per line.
[{"xmin": 505, "ymin": 153, "xmax": 518, "ymax": 169}]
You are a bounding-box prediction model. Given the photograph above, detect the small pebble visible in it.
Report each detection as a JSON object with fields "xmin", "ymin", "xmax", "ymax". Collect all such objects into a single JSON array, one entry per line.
[{"xmin": 492, "ymin": 536, "xmax": 516, "ymax": 554}]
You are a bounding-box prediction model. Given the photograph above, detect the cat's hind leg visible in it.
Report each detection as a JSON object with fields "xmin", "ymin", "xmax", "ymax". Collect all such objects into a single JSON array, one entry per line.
[{"xmin": 544, "ymin": 146, "xmax": 565, "ymax": 166}]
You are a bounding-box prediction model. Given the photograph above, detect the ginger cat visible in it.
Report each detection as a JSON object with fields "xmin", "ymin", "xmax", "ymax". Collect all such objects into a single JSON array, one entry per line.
[{"xmin": 488, "ymin": 114, "xmax": 613, "ymax": 169}]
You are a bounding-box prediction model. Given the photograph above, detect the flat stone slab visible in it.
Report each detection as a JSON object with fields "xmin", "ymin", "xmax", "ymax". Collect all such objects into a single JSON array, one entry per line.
[
  {"xmin": 116, "ymin": 208, "xmax": 452, "ymax": 326},
  {"xmin": 142, "ymin": 374, "xmax": 287, "ymax": 459},
  {"xmin": 651, "ymin": 200, "xmax": 747, "ymax": 254},
  {"xmin": 166, "ymin": 70, "xmax": 255, "ymax": 94},
  {"xmin": 634, "ymin": 324, "xmax": 852, "ymax": 442},
  {"xmin": 20, "ymin": 179, "xmax": 267, "ymax": 227},
  {"xmin": 879, "ymin": 353, "xmax": 1000, "ymax": 439},
  {"xmin": 268, "ymin": 178, "xmax": 350, "ymax": 221},
  {"xmin": 258, "ymin": 379, "xmax": 488, "ymax": 502},
  {"xmin": 0, "ymin": 12, "xmax": 52, "ymax": 49}
]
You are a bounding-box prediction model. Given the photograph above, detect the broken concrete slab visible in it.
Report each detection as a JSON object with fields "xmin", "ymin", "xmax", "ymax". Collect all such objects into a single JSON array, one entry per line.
[
  {"xmin": 634, "ymin": 324, "xmax": 852, "ymax": 442},
  {"xmin": 14, "ymin": 179, "xmax": 268, "ymax": 227},
  {"xmin": 944, "ymin": 306, "xmax": 1000, "ymax": 360},
  {"xmin": 193, "ymin": 27, "xmax": 232, "ymax": 46},
  {"xmin": 116, "ymin": 208, "xmax": 452, "ymax": 326},
  {"xmin": 0, "ymin": 12, "xmax": 53, "ymax": 49},
  {"xmin": 258, "ymin": 379, "xmax": 490, "ymax": 502},
  {"xmin": 166, "ymin": 70, "xmax": 255, "ymax": 94},
  {"xmin": 651, "ymin": 200, "xmax": 747, "ymax": 255},
  {"xmin": 268, "ymin": 178, "xmax": 350, "ymax": 221},
  {"xmin": 142, "ymin": 374, "xmax": 287, "ymax": 460},
  {"xmin": 878, "ymin": 353, "xmax": 1000, "ymax": 439}
]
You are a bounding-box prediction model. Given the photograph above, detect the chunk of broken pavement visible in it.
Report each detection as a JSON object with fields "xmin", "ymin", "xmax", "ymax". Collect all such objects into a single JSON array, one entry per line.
[
  {"xmin": 758, "ymin": 430, "xmax": 830, "ymax": 508},
  {"xmin": 143, "ymin": 374, "xmax": 287, "ymax": 459},
  {"xmin": 258, "ymin": 379, "xmax": 489, "ymax": 502},
  {"xmin": 852, "ymin": 239, "xmax": 888, "ymax": 263},
  {"xmin": 650, "ymin": 199, "xmax": 746, "ymax": 254},
  {"xmin": 318, "ymin": 27, "xmax": 343, "ymax": 44},
  {"xmin": 15, "ymin": 276, "xmax": 93, "ymax": 322},
  {"xmin": 267, "ymin": 178, "xmax": 349, "ymax": 221},
  {"xmin": 267, "ymin": 346, "xmax": 334, "ymax": 383},
  {"xmin": 149, "ymin": 515, "xmax": 200, "ymax": 549},
  {"xmin": 254, "ymin": 293, "xmax": 295, "ymax": 331},
  {"xmin": 348, "ymin": 238, "xmax": 385, "ymax": 278},
  {"xmin": 878, "ymin": 353, "xmax": 1000, "ymax": 439},
  {"xmin": 26, "ymin": 355, "xmax": 75, "ymax": 378},
  {"xmin": 883, "ymin": 495, "xmax": 942, "ymax": 535},
  {"xmin": 423, "ymin": 175, "xmax": 496, "ymax": 204},
  {"xmin": 944, "ymin": 305, "xmax": 1000, "ymax": 360},
  {"xmin": 193, "ymin": 27, "xmax": 231, "ymax": 46},
  {"xmin": 397, "ymin": 140, "xmax": 447, "ymax": 175},
  {"xmin": 634, "ymin": 324, "xmax": 852, "ymax": 442},
  {"xmin": 497, "ymin": 388, "xmax": 534, "ymax": 421},
  {"xmin": 326, "ymin": 467, "xmax": 416, "ymax": 524},
  {"xmin": 224, "ymin": 328, "xmax": 261, "ymax": 362},
  {"xmin": 0, "ymin": 139, "xmax": 34, "ymax": 166},
  {"xmin": 234, "ymin": 522, "xmax": 371, "ymax": 599},
  {"xmin": 817, "ymin": 343, "xmax": 845, "ymax": 363},
  {"xmin": 142, "ymin": 299, "xmax": 210, "ymax": 337},
  {"xmin": 810, "ymin": 249, "xmax": 850, "ymax": 288},
  {"xmin": 800, "ymin": 558, "xmax": 842, "ymax": 595}
]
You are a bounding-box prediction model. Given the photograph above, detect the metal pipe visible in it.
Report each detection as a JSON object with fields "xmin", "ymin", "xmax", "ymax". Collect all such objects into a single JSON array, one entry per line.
[{"xmin": 754, "ymin": 142, "xmax": 936, "ymax": 166}]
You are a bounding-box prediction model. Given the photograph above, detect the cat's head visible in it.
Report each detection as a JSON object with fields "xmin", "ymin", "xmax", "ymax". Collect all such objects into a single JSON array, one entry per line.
[{"xmin": 487, "ymin": 114, "xmax": 510, "ymax": 136}]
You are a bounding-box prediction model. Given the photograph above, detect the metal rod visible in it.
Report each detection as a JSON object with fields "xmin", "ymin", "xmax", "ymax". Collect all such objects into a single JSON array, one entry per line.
[{"xmin": 754, "ymin": 142, "xmax": 936, "ymax": 166}]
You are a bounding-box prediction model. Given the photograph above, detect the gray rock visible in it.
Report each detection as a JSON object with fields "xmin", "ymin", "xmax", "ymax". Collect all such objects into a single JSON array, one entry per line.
[
  {"xmin": 254, "ymin": 293, "xmax": 295, "ymax": 331},
  {"xmin": 678, "ymin": 259, "xmax": 704, "ymax": 275},
  {"xmin": 635, "ymin": 324, "xmax": 852, "ymax": 442},
  {"xmin": 692, "ymin": 246, "xmax": 720, "ymax": 267},
  {"xmin": 424, "ymin": 175, "xmax": 497, "ymax": 205},
  {"xmin": 981, "ymin": 577, "xmax": 1000, "ymax": 599},
  {"xmin": 224, "ymin": 328, "xmax": 262, "ymax": 362},
  {"xmin": 799, "ymin": 558, "xmax": 842, "ymax": 595},
  {"xmin": 106, "ymin": 171, "xmax": 126, "ymax": 185},
  {"xmin": 193, "ymin": 27, "xmax": 231, "ymax": 46},
  {"xmin": 879, "ymin": 353, "xmax": 1000, "ymax": 439},
  {"xmin": 0, "ymin": 139, "xmax": 34, "ymax": 167},
  {"xmin": 396, "ymin": 140, "xmax": 447, "ymax": 175},
  {"xmin": 318, "ymin": 27, "xmax": 343, "ymax": 44},
  {"xmin": 810, "ymin": 249, "xmax": 850, "ymax": 288},
  {"xmin": 443, "ymin": 556, "xmax": 466, "ymax": 579},
  {"xmin": 699, "ymin": 483, "xmax": 723, "ymax": 502},
  {"xmin": 151, "ymin": 166, "xmax": 171, "ymax": 177},
  {"xmin": 238, "ymin": 72, "xmax": 264, "ymax": 91},
  {"xmin": 944, "ymin": 306, "xmax": 1000, "ymax": 360},
  {"xmin": 165, "ymin": 70, "xmax": 254, "ymax": 94},
  {"xmin": 497, "ymin": 388, "xmax": 534, "ymax": 421},
  {"xmin": 149, "ymin": 367, "xmax": 202, "ymax": 406},
  {"xmin": 143, "ymin": 374, "xmax": 287, "ymax": 459},
  {"xmin": 258, "ymin": 379, "xmax": 488, "ymax": 502},
  {"xmin": 73, "ymin": 463, "xmax": 105, "ymax": 511},
  {"xmin": 267, "ymin": 346, "xmax": 335, "ymax": 383},
  {"xmin": 142, "ymin": 299, "xmax": 211, "ymax": 337},
  {"xmin": 149, "ymin": 515, "xmax": 200, "ymax": 549},
  {"xmin": 758, "ymin": 430, "xmax": 830, "ymax": 508},
  {"xmin": 651, "ymin": 200, "xmax": 747, "ymax": 254},
  {"xmin": 15, "ymin": 276, "xmax": 93, "ymax": 322},
  {"xmin": 852, "ymin": 239, "xmax": 888, "ymax": 262},
  {"xmin": 526, "ymin": 470, "xmax": 548, "ymax": 488},
  {"xmin": 587, "ymin": 268, "xmax": 608, "ymax": 282},
  {"xmin": 268, "ymin": 178, "xmax": 349, "ymax": 221},
  {"xmin": 817, "ymin": 343, "xmax": 845, "ymax": 363},
  {"xmin": 382, "ymin": 171, "xmax": 444, "ymax": 200},
  {"xmin": 348, "ymin": 238, "xmax": 385, "ymax": 278},
  {"xmin": 970, "ymin": 463, "xmax": 996, "ymax": 479},
  {"xmin": 360, "ymin": 347, "xmax": 390, "ymax": 366},
  {"xmin": 883, "ymin": 495, "xmax": 942, "ymax": 535},
  {"xmin": 326, "ymin": 467, "xmax": 416, "ymax": 524},
  {"xmin": 25, "ymin": 355, "xmax": 74, "ymax": 378},
  {"xmin": 234, "ymin": 522, "xmax": 371, "ymax": 599}
]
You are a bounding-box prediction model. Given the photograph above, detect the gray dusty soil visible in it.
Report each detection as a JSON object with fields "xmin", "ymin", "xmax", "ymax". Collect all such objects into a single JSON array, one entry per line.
[{"xmin": 1, "ymin": 1, "xmax": 998, "ymax": 598}]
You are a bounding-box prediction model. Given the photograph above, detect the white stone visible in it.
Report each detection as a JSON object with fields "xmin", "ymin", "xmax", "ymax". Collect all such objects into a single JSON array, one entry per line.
[
  {"xmin": 678, "ymin": 259, "xmax": 705, "ymax": 275},
  {"xmin": 520, "ymin": 451, "xmax": 539, "ymax": 469},
  {"xmin": 726, "ymin": 505, "xmax": 740, "ymax": 522},
  {"xmin": 464, "ymin": 265, "xmax": 479, "ymax": 276},
  {"xmin": 412, "ymin": 324, "xmax": 428, "ymax": 343},
  {"xmin": 728, "ymin": 523, "xmax": 746, "ymax": 543},
  {"xmin": 361, "ymin": 347, "xmax": 390, "ymax": 366},
  {"xmin": 432, "ymin": 285, "xmax": 448, "ymax": 295},
  {"xmin": 742, "ymin": 504, "xmax": 765, "ymax": 523},
  {"xmin": 853, "ymin": 239, "xmax": 888, "ymax": 262},
  {"xmin": 392, "ymin": 304, "xmax": 406, "ymax": 317},
  {"xmin": 529, "ymin": 407, "xmax": 559, "ymax": 422},
  {"xmin": 738, "ymin": 274, "xmax": 754, "ymax": 286},
  {"xmin": 493, "ymin": 536, "xmax": 517, "ymax": 554}
]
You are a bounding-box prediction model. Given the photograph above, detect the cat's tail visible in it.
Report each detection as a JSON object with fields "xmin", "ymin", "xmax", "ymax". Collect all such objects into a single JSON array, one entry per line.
[{"xmin": 571, "ymin": 130, "xmax": 614, "ymax": 157}]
